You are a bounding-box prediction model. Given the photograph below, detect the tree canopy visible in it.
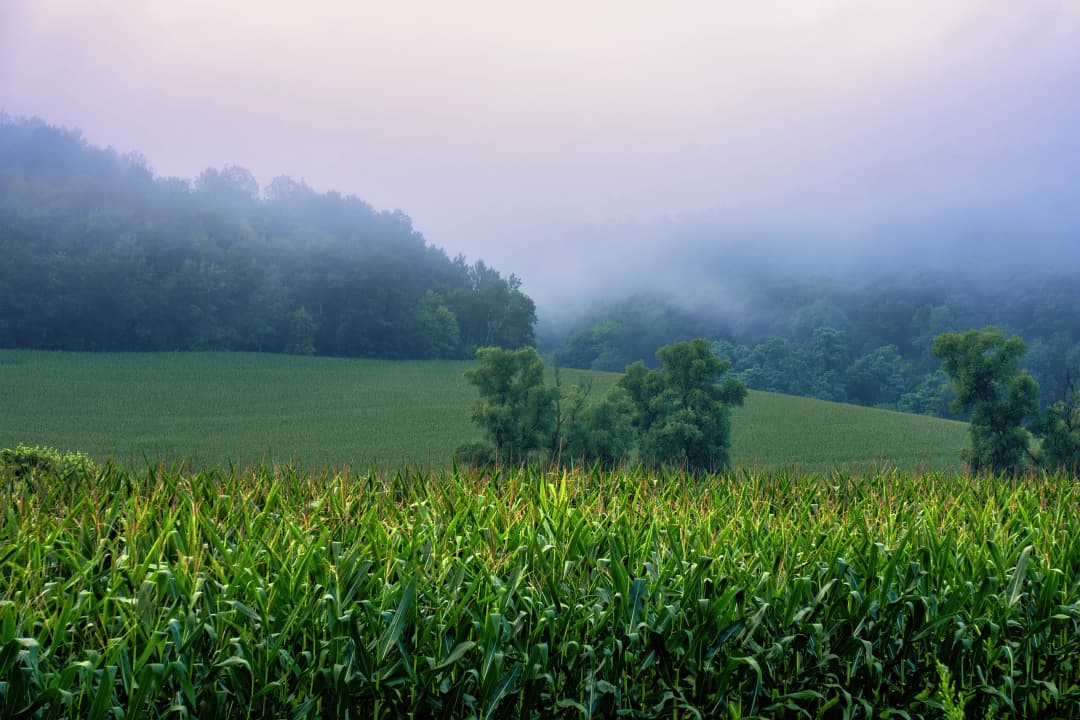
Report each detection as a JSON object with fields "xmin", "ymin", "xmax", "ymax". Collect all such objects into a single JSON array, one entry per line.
[
  {"xmin": 461, "ymin": 339, "xmax": 746, "ymax": 472},
  {"xmin": 0, "ymin": 115, "xmax": 535, "ymax": 358},
  {"xmin": 544, "ymin": 269, "xmax": 1080, "ymax": 418},
  {"xmin": 933, "ymin": 328, "xmax": 1039, "ymax": 475},
  {"xmin": 1030, "ymin": 373, "xmax": 1080, "ymax": 472},
  {"xmin": 620, "ymin": 338, "xmax": 747, "ymax": 472},
  {"xmin": 463, "ymin": 347, "xmax": 559, "ymax": 465}
]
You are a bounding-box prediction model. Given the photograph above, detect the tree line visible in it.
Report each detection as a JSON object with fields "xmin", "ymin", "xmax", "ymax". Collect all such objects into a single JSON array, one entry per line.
[
  {"xmin": 546, "ymin": 277, "xmax": 1080, "ymax": 419},
  {"xmin": 0, "ymin": 115, "xmax": 535, "ymax": 358},
  {"xmin": 465, "ymin": 327, "xmax": 1080, "ymax": 476}
]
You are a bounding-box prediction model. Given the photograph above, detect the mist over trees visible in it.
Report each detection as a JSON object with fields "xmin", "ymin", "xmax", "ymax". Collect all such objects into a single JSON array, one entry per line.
[
  {"xmin": 5, "ymin": 112, "xmax": 1079, "ymax": 426},
  {"xmin": 0, "ymin": 115, "xmax": 535, "ymax": 358},
  {"xmin": 542, "ymin": 263, "xmax": 1080, "ymax": 419}
]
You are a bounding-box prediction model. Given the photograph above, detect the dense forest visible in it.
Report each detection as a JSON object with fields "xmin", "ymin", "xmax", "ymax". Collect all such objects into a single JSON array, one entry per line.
[
  {"xmin": 543, "ymin": 268, "xmax": 1080, "ymax": 417},
  {"xmin": 0, "ymin": 115, "xmax": 535, "ymax": 358}
]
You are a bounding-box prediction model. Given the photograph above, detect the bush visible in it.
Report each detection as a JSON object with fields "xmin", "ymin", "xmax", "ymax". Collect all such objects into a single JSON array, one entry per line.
[{"xmin": 0, "ymin": 444, "xmax": 96, "ymax": 481}]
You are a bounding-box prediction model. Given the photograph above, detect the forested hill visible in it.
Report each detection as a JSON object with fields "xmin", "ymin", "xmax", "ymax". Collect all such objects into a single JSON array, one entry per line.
[
  {"xmin": 543, "ymin": 270, "xmax": 1080, "ymax": 417},
  {"xmin": 0, "ymin": 115, "xmax": 535, "ymax": 358}
]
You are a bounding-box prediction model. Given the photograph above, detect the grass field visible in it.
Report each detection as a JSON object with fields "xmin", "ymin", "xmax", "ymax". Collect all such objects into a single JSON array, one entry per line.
[
  {"xmin": 0, "ymin": 349, "xmax": 967, "ymax": 470},
  {"xmin": 3, "ymin": 463, "xmax": 1079, "ymax": 718}
]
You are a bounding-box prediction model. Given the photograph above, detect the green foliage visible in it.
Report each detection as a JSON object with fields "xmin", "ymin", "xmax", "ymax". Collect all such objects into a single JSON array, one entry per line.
[
  {"xmin": 452, "ymin": 440, "xmax": 497, "ymax": 468},
  {"xmin": 546, "ymin": 269, "xmax": 1080, "ymax": 419},
  {"xmin": 559, "ymin": 385, "xmax": 635, "ymax": 467},
  {"xmin": 1022, "ymin": 333, "xmax": 1080, "ymax": 407},
  {"xmin": 897, "ymin": 369, "xmax": 954, "ymax": 417},
  {"xmin": 933, "ymin": 328, "xmax": 1040, "ymax": 475},
  {"xmin": 1031, "ymin": 377, "xmax": 1080, "ymax": 471},
  {"xmin": 620, "ymin": 338, "xmax": 747, "ymax": 472},
  {"xmin": 464, "ymin": 347, "xmax": 559, "ymax": 465},
  {"xmin": 412, "ymin": 291, "xmax": 461, "ymax": 359},
  {"xmin": 933, "ymin": 660, "xmax": 973, "ymax": 720},
  {"xmin": 845, "ymin": 343, "xmax": 909, "ymax": 407},
  {"xmin": 713, "ymin": 331, "xmax": 920, "ymax": 409},
  {"xmin": 551, "ymin": 294, "xmax": 711, "ymax": 372},
  {"xmin": 0, "ymin": 115, "xmax": 534, "ymax": 359},
  {"xmin": 3, "ymin": 464, "xmax": 1080, "ymax": 717},
  {"xmin": 0, "ymin": 443, "xmax": 94, "ymax": 481},
  {"xmin": 284, "ymin": 307, "xmax": 317, "ymax": 355}
]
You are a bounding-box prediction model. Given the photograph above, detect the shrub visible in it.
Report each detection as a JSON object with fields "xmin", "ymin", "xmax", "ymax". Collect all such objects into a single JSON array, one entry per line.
[{"xmin": 0, "ymin": 443, "xmax": 95, "ymax": 481}]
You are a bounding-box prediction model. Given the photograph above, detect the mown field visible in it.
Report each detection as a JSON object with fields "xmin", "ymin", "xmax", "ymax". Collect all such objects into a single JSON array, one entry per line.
[
  {"xmin": 0, "ymin": 350, "xmax": 967, "ymax": 471},
  {"xmin": 2, "ymin": 462, "xmax": 1079, "ymax": 718}
]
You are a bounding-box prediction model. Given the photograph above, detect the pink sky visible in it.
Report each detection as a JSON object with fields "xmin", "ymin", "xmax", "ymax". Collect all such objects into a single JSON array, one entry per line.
[{"xmin": 2, "ymin": 1, "xmax": 1078, "ymax": 300}]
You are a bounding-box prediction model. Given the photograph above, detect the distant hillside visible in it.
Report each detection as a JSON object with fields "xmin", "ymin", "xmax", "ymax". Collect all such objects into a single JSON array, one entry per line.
[
  {"xmin": 543, "ymin": 276, "xmax": 1080, "ymax": 417},
  {"xmin": 0, "ymin": 350, "xmax": 966, "ymax": 471},
  {"xmin": 0, "ymin": 115, "xmax": 534, "ymax": 358}
]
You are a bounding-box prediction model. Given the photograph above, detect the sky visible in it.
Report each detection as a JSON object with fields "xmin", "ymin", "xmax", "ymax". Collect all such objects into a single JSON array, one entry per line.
[{"xmin": 2, "ymin": 1, "xmax": 1079, "ymax": 304}]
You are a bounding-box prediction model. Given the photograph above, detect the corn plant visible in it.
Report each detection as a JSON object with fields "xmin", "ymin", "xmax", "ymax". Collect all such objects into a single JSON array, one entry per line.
[{"xmin": 2, "ymin": 461, "xmax": 1079, "ymax": 718}]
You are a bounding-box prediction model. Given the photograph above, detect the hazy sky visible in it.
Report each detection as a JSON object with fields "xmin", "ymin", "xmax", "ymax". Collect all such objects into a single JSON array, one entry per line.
[{"xmin": 2, "ymin": 1, "xmax": 1078, "ymax": 302}]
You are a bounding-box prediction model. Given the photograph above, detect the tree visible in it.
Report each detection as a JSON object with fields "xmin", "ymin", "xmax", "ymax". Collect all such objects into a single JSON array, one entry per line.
[
  {"xmin": 194, "ymin": 165, "xmax": 259, "ymax": 205},
  {"xmin": 897, "ymin": 369, "xmax": 953, "ymax": 417},
  {"xmin": 933, "ymin": 328, "xmax": 1039, "ymax": 475},
  {"xmin": 455, "ymin": 262, "xmax": 537, "ymax": 351},
  {"xmin": 463, "ymin": 347, "xmax": 559, "ymax": 465},
  {"xmin": 846, "ymin": 345, "xmax": 909, "ymax": 407},
  {"xmin": 808, "ymin": 326, "xmax": 850, "ymax": 401},
  {"xmin": 553, "ymin": 368, "xmax": 634, "ymax": 467},
  {"xmin": 1031, "ymin": 373, "xmax": 1080, "ymax": 471},
  {"xmin": 560, "ymin": 388, "xmax": 635, "ymax": 468},
  {"xmin": 620, "ymin": 338, "xmax": 747, "ymax": 472},
  {"xmin": 412, "ymin": 291, "xmax": 461, "ymax": 358},
  {"xmin": 285, "ymin": 307, "xmax": 317, "ymax": 355}
]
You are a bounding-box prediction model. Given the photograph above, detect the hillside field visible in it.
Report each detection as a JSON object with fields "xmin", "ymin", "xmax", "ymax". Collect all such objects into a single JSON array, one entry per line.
[{"xmin": 0, "ymin": 350, "xmax": 967, "ymax": 470}]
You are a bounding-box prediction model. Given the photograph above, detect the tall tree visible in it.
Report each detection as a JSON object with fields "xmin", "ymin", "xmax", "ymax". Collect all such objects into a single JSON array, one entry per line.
[
  {"xmin": 933, "ymin": 327, "xmax": 1039, "ymax": 475},
  {"xmin": 464, "ymin": 347, "xmax": 559, "ymax": 465},
  {"xmin": 620, "ymin": 338, "xmax": 747, "ymax": 472}
]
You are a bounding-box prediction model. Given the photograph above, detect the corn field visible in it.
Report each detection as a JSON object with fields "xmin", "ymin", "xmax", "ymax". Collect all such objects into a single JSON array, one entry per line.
[{"xmin": 2, "ymin": 462, "xmax": 1079, "ymax": 718}]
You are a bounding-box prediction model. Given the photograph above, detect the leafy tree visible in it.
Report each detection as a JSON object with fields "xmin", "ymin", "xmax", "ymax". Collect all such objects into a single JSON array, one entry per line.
[
  {"xmin": 412, "ymin": 291, "xmax": 460, "ymax": 359},
  {"xmin": 738, "ymin": 337, "xmax": 813, "ymax": 396},
  {"xmin": 897, "ymin": 369, "xmax": 953, "ymax": 417},
  {"xmin": 620, "ymin": 338, "xmax": 747, "ymax": 472},
  {"xmin": 555, "ymin": 372, "xmax": 634, "ymax": 467},
  {"xmin": 552, "ymin": 320, "xmax": 626, "ymax": 371},
  {"xmin": 454, "ymin": 262, "xmax": 536, "ymax": 351},
  {"xmin": 846, "ymin": 345, "xmax": 909, "ymax": 407},
  {"xmin": 808, "ymin": 326, "xmax": 850, "ymax": 401},
  {"xmin": 464, "ymin": 347, "xmax": 559, "ymax": 465},
  {"xmin": 549, "ymin": 367, "xmax": 591, "ymax": 457},
  {"xmin": 1031, "ymin": 374, "xmax": 1080, "ymax": 471},
  {"xmin": 285, "ymin": 308, "xmax": 317, "ymax": 356},
  {"xmin": 790, "ymin": 298, "xmax": 850, "ymax": 341},
  {"xmin": 933, "ymin": 328, "xmax": 1039, "ymax": 475},
  {"xmin": 1023, "ymin": 334, "xmax": 1080, "ymax": 408},
  {"xmin": 559, "ymin": 390, "xmax": 635, "ymax": 467}
]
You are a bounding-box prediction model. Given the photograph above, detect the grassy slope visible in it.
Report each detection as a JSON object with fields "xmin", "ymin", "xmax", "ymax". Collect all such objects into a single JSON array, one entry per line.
[{"xmin": 0, "ymin": 350, "xmax": 967, "ymax": 470}]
